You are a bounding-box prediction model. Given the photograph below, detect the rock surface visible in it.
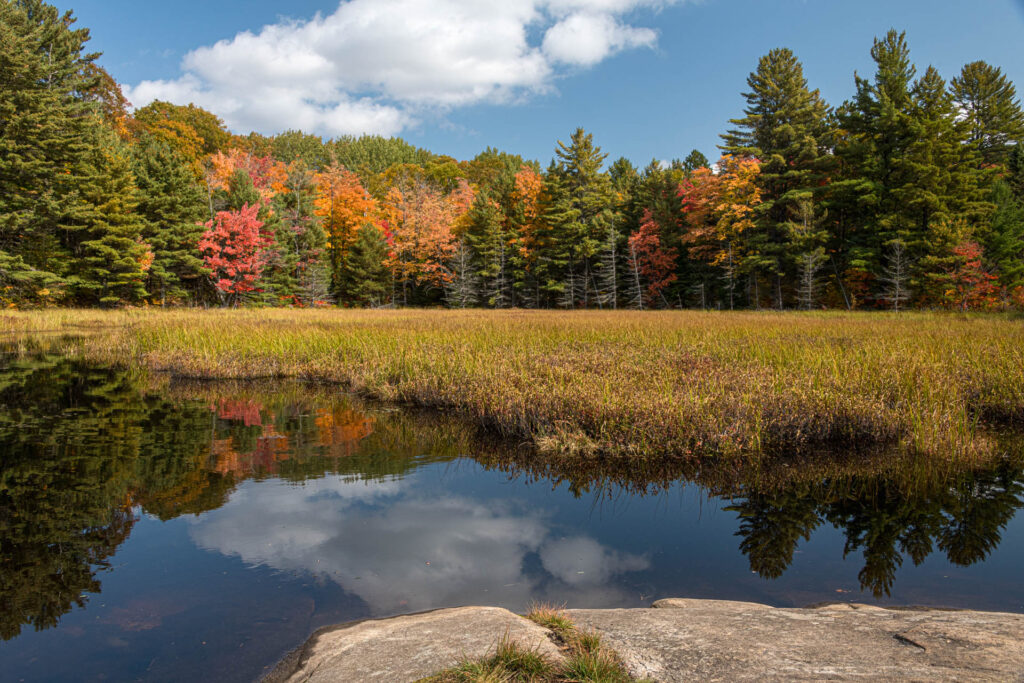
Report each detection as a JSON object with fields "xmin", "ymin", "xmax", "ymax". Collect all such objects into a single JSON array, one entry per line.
[
  {"xmin": 270, "ymin": 599, "xmax": 1024, "ymax": 682},
  {"xmin": 570, "ymin": 599, "xmax": 1024, "ymax": 682},
  {"xmin": 265, "ymin": 606, "xmax": 563, "ymax": 683}
]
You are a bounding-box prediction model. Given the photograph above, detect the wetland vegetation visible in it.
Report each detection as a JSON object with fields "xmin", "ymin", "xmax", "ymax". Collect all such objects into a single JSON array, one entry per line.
[{"xmin": 3, "ymin": 308, "xmax": 1022, "ymax": 463}]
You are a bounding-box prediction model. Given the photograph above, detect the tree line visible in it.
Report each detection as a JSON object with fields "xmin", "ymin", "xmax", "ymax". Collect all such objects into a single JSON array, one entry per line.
[{"xmin": 2, "ymin": 0, "xmax": 1023, "ymax": 310}]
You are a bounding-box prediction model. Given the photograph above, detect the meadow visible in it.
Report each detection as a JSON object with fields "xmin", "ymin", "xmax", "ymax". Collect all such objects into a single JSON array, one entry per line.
[{"xmin": 2, "ymin": 308, "xmax": 1022, "ymax": 463}]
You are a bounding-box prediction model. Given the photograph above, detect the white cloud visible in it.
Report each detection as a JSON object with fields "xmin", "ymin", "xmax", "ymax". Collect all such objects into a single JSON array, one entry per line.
[
  {"xmin": 188, "ymin": 475, "xmax": 651, "ymax": 614},
  {"xmin": 123, "ymin": 0, "xmax": 686, "ymax": 138},
  {"xmin": 542, "ymin": 12, "xmax": 657, "ymax": 66}
]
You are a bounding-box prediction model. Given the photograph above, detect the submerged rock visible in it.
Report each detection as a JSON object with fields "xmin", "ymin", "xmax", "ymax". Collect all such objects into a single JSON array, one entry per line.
[{"xmin": 270, "ymin": 600, "xmax": 1024, "ymax": 682}]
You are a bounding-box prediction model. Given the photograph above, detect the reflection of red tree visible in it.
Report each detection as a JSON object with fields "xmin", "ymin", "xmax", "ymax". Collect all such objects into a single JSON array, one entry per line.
[
  {"xmin": 210, "ymin": 403, "xmax": 374, "ymax": 477},
  {"xmin": 214, "ymin": 399, "xmax": 264, "ymax": 426}
]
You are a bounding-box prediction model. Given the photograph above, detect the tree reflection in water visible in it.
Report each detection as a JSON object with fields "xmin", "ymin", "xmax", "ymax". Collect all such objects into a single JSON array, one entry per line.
[{"xmin": 0, "ymin": 355, "xmax": 1022, "ymax": 641}]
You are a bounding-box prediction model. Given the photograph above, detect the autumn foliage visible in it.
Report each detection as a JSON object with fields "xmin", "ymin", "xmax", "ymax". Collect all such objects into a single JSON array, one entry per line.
[
  {"xmin": 198, "ymin": 204, "xmax": 273, "ymax": 302},
  {"xmin": 629, "ymin": 210, "xmax": 678, "ymax": 305},
  {"xmin": 944, "ymin": 241, "xmax": 1000, "ymax": 311}
]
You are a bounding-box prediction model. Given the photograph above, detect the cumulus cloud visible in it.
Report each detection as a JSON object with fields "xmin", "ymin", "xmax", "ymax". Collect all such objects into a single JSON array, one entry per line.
[
  {"xmin": 188, "ymin": 475, "xmax": 650, "ymax": 614},
  {"xmin": 123, "ymin": 0, "xmax": 686, "ymax": 137}
]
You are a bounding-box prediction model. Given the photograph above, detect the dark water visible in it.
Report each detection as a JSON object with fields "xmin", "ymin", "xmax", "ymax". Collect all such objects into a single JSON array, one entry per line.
[{"xmin": 1, "ymin": 357, "xmax": 1023, "ymax": 682}]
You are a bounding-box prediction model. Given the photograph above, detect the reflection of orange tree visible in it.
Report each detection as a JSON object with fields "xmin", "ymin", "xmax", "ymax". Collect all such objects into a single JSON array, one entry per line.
[{"xmin": 209, "ymin": 402, "xmax": 374, "ymax": 478}]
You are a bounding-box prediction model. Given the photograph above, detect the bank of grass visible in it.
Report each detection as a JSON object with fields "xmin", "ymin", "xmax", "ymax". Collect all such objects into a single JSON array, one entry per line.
[
  {"xmin": 419, "ymin": 605, "xmax": 634, "ymax": 683},
  {"xmin": 1, "ymin": 308, "xmax": 1021, "ymax": 462}
]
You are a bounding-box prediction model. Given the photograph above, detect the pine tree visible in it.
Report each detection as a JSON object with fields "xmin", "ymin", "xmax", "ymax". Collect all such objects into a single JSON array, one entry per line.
[
  {"xmin": 721, "ymin": 48, "xmax": 832, "ymax": 307},
  {"xmin": 0, "ymin": 0, "xmax": 101, "ymax": 274},
  {"xmin": 834, "ymin": 30, "xmax": 928, "ymax": 302},
  {"xmin": 132, "ymin": 137, "xmax": 207, "ymax": 304},
  {"xmin": 62, "ymin": 123, "xmax": 150, "ymax": 306},
  {"xmin": 897, "ymin": 65, "xmax": 986, "ymax": 297},
  {"xmin": 951, "ymin": 61, "xmax": 1024, "ymax": 169}
]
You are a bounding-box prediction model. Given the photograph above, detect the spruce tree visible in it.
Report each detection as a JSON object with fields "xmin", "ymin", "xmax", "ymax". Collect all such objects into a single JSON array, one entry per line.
[
  {"xmin": 464, "ymin": 191, "xmax": 510, "ymax": 307},
  {"xmin": 899, "ymin": 65, "xmax": 985, "ymax": 296},
  {"xmin": 340, "ymin": 223, "xmax": 389, "ymax": 307},
  {"xmin": 1007, "ymin": 144, "xmax": 1024, "ymax": 200},
  {"xmin": 721, "ymin": 48, "xmax": 832, "ymax": 307},
  {"xmin": 951, "ymin": 61, "xmax": 1024, "ymax": 169},
  {"xmin": 542, "ymin": 128, "xmax": 615, "ymax": 307},
  {"xmin": 132, "ymin": 137, "xmax": 207, "ymax": 304}
]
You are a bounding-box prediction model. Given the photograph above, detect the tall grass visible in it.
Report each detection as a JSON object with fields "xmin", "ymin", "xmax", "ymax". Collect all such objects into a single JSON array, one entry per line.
[{"xmin": 2, "ymin": 308, "xmax": 1021, "ymax": 462}]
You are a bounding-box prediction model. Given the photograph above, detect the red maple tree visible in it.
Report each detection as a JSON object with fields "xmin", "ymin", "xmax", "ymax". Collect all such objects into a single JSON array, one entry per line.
[
  {"xmin": 198, "ymin": 203, "xmax": 273, "ymax": 304},
  {"xmin": 945, "ymin": 241, "xmax": 1001, "ymax": 311},
  {"xmin": 629, "ymin": 210, "xmax": 678, "ymax": 305}
]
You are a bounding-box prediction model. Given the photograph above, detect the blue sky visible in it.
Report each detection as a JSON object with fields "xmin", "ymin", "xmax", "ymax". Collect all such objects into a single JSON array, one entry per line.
[{"xmin": 65, "ymin": 0, "xmax": 1024, "ymax": 167}]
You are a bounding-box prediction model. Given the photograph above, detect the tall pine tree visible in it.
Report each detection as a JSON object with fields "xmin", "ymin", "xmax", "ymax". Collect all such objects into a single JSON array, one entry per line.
[
  {"xmin": 951, "ymin": 61, "xmax": 1024, "ymax": 169},
  {"xmin": 721, "ymin": 48, "xmax": 832, "ymax": 307}
]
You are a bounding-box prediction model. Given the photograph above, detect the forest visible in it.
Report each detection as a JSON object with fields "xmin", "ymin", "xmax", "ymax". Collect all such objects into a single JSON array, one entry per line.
[{"xmin": 2, "ymin": 0, "xmax": 1024, "ymax": 311}]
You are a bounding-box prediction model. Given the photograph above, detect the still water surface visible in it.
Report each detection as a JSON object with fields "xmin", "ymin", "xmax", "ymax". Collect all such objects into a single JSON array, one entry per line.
[{"xmin": 1, "ymin": 356, "xmax": 1023, "ymax": 681}]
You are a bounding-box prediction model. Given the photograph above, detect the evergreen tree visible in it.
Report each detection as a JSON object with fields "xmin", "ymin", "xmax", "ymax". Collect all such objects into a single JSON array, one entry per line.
[
  {"xmin": 721, "ymin": 48, "xmax": 833, "ymax": 307},
  {"xmin": 266, "ymin": 161, "xmax": 327, "ymax": 306},
  {"xmin": 682, "ymin": 149, "xmax": 710, "ymax": 173},
  {"xmin": 0, "ymin": 0, "xmax": 100, "ymax": 274},
  {"xmin": 63, "ymin": 123, "xmax": 150, "ymax": 306},
  {"xmin": 464, "ymin": 191, "xmax": 510, "ymax": 307},
  {"xmin": 542, "ymin": 129, "xmax": 616, "ymax": 307},
  {"xmin": 833, "ymin": 30, "xmax": 923, "ymax": 301},
  {"xmin": 340, "ymin": 223, "xmax": 389, "ymax": 307},
  {"xmin": 1007, "ymin": 145, "xmax": 1024, "ymax": 199},
  {"xmin": 951, "ymin": 61, "xmax": 1024, "ymax": 169},
  {"xmin": 132, "ymin": 137, "xmax": 208, "ymax": 304},
  {"xmin": 900, "ymin": 66, "xmax": 985, "ymax": 299},
  {"xmin": 984, "ymin": 181, "xmax": 1024, "ymax": 292}
]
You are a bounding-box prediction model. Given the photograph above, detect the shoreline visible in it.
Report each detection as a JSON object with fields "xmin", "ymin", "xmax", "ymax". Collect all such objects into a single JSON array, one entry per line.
[{"xmin": 269, "ymin": 598, "xmax": 1024, "ymax": 682}]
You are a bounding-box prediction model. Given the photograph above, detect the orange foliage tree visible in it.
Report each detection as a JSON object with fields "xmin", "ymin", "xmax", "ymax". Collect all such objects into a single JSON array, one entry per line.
[
  {"xmin": 511, "ymin": 165, "xmax": 544, "ymax": 271},
  {"xmin": 381, "ymin": 179, "xmax": 475, "ymax": 302},
  {"xmin": 313, "ymin": 163, "xmax": 378, "ymax": 290},
  {"xmin": 206, "ymin": 149, "xmax": 289, "ymax": 206}
]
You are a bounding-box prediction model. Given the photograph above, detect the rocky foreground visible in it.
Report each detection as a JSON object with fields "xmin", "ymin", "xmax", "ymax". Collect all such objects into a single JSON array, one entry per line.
[{"xmin": 266, "ymin": 599, "xmax": 1024, "ymax": 682}]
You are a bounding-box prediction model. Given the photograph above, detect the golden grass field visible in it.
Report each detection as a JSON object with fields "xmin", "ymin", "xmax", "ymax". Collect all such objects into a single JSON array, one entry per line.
[{"xmin": 2, "ymin": 308, "xmax": 1022, "ymax": 462}]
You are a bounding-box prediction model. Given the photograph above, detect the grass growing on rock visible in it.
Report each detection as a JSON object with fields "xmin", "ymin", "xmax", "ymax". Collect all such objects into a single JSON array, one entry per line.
[
  {"xmin": 2, "ymin": 308, "xmax": 1022, "ymax": 462},
  {"xmin": 420, "ymin": 606, "xmax": 635, "ymax": 683}
]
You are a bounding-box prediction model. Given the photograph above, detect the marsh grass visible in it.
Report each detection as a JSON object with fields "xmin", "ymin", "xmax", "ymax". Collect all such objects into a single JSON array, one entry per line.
[{"xmin": 3, "ymin": 308, "xmax": 1021, "ymax": 462}]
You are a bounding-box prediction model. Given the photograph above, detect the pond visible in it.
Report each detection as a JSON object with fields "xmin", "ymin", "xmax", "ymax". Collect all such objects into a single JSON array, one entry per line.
[{"xmin": 1, "ymin": 356, "xmax": 1023, "ymax": 681}]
